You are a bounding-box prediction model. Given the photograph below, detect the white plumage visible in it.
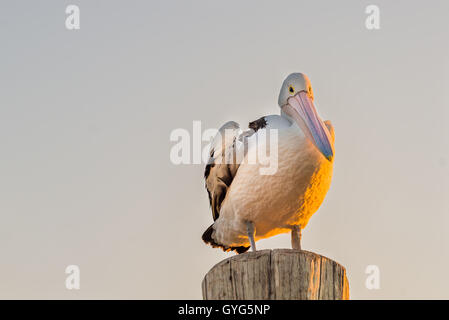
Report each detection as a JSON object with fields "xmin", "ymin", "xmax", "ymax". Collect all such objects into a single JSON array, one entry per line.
[{"xmin": 202, "ymin": 73, "xmax": 335, "ymax": 253}]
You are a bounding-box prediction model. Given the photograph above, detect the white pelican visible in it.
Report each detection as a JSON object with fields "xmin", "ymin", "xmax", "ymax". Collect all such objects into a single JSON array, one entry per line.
[{"xmin": 202, "ymin": 73, "xmax": 335, "ymax": 253}]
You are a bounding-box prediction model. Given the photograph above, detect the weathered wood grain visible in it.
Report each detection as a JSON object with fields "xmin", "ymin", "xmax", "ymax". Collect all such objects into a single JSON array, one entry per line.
[{"xmin": 202, "ymin": 249, "xmax": 349, "ymax": 300}]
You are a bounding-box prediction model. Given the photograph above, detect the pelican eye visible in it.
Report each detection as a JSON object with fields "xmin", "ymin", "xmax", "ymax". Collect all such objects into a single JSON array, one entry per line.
[{"xmin": 288, "ymin": 85, "xmax": 295, "ymax": 94}]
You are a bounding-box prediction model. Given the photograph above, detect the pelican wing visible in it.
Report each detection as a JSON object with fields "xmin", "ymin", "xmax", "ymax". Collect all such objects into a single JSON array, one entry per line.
[{"xmin": 204, "ymin": 120, "xmax": 258, "ymax": 220}]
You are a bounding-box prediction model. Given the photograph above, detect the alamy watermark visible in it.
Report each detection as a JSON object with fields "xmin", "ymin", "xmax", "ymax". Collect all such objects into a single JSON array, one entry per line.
[
  {"xmin": 65, "ymin": 265, "xmax": 80, "ymax": 290},
  {"xmin": 365, "ymin": 5, "xmax": 380, "ymax": 30},
  {"xmin": 365, "ymin": 265, "xmax": 380, "ymax": 290},
  {"xmin": 169, "ymin": 121, "xmax": 279, "ymax": 175},
  {"xmin": 65, "ymin": 5, "xmax": 80, "ymax": 30}
]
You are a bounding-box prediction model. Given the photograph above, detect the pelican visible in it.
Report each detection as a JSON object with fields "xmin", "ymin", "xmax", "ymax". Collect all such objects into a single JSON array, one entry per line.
[{"xmin": 202, "ymin": 73, "xmax": 335, "ymax": 253}]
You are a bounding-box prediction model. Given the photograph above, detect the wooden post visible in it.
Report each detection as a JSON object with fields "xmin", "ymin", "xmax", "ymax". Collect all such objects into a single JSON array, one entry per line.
[{"xmin": 202, "ymin": 249, "xmax": 349, "ymax": 300}]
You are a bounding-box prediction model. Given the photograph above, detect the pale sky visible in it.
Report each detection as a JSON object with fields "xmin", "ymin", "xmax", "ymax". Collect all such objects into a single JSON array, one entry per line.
[{"xmin": 0, "ymin": 1, "xmax": 448, "ymax": 299}]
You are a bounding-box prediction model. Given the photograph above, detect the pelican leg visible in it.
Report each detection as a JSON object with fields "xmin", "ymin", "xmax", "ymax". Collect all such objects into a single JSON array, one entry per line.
[
  {"xmin": 246, "ymin": 221, "xmax": 256, "ymax": 252},
  {"xmin": 291, "ymin": 225, "xmax": 302, "ymax": 250}
]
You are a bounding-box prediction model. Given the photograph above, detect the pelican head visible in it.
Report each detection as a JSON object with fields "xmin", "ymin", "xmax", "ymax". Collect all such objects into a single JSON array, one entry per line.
[{"xmin": 278, "ymin": 73, "xmax": 334, "ymax": 161}]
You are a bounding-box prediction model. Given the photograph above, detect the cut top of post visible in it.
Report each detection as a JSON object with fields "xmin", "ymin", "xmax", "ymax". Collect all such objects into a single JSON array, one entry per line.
[{"xmin": 202, "ymin": 249, "xmax": 349, "ymax": 300}]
